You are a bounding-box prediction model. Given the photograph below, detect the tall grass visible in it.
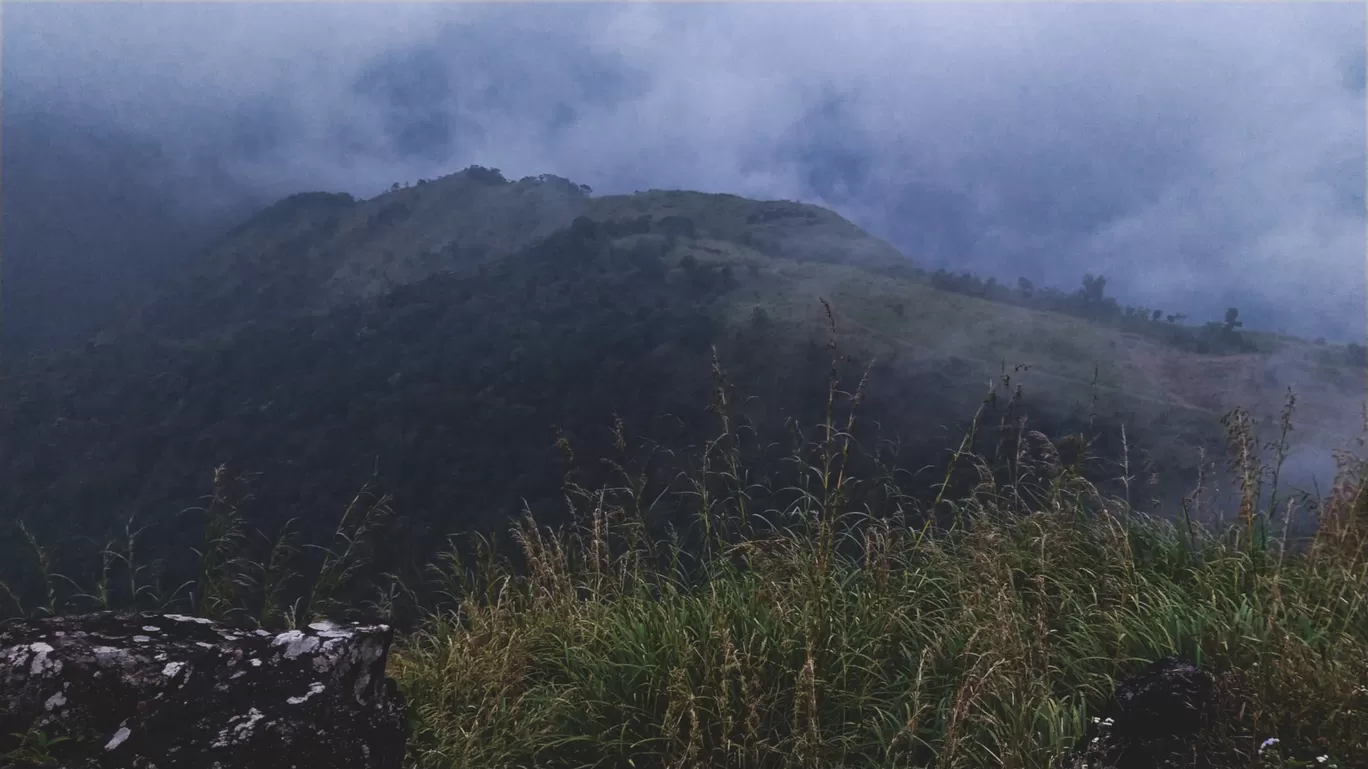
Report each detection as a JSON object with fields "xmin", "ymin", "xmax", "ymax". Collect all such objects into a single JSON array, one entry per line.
[
  {"xmin": 392, "ymin": 319, "xmax": 1368, "ymax": 769},
  {"xmin": 3, "ymin": 307, "xmax": 1365, "ymax": 768},
  {"xmin": 0, "ymin": 465, "xmax": 395, "ymax": 631}
]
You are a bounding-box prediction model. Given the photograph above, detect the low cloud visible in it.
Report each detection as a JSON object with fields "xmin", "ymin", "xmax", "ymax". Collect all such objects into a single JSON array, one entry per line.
[{"xmin": 5, "ymin": 2, "xmax": 1364, "ymax": 341}]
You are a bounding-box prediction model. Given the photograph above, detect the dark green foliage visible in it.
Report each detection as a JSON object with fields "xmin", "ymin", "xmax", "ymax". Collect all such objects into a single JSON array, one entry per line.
[
  {"xmin": 4, "ymin": 341, "xmax": 1365, "ymax": 768},
  {"xmin": 462, "ymin": 165, "xmax": 507, "ymax": 185},
  {"xmin": 1224, "ymin": 307, "xmax": 1244, "ymax": 334},
  {"xmin": 0, "ymin": 224, "xmax": 1138, "ymax": 626},
  {"xmin": 1081, "ymin": 272, "xmax": 1108, "ymax": 306},
  {"xmin": 656, "ymin": 215, "xmax": 698, "ymax": 239},
  {"xmin": 0, "ymin": 171, "xmax": 1305, "ymax": 635},
  {"xmin": 364, "ymin": 200, "xmax": 413, "ymax": 233},
  {"xmin": 0, "ymin": 284, "xmax": 1150, "ymax": 629},
  {"xmin": 928, "ymin": 268, "xmax": 1264, "ymax": 355},
  {"xmin": 0, "ymin": 216, "xmax": 791, "ymax": 607},
  {"xmin": 678, "ymin": 255, "xmax": 736, "ymax": 296}
]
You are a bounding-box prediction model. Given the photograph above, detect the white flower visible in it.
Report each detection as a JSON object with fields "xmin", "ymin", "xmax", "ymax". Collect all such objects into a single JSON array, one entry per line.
[
  {"xmin": 1316, "ymin": 757, "xmax": 1328, "ymax": 764},
  {"xmin": 1259, "ymin": 738, "xmax": 1280, "ymax": 752},
  {"xmin": 1101, "ymin": 717, "xmax": 1114, "ymax": 727}
]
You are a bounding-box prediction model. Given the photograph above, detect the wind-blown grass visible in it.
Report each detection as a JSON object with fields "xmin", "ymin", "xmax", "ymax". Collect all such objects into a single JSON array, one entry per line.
[
  {"xmin": 392, "ymin": 334, "xmax": 1368, "ymax": 769},
  {"xmin": 393, "ymin": 470, "xmax": 1368, "ymax": 767}
]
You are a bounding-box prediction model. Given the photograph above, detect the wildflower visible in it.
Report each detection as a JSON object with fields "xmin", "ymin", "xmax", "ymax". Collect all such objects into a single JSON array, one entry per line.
[
  {"xmin": 1259, "ymin": 738, "xmax": 1280, "ymax": 753},
  {"xmin": 1316, "ymin": 757, "xmax": 1328, "ymax": 764}
]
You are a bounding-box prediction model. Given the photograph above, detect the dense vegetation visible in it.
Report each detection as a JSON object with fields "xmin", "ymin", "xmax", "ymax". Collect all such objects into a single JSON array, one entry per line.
[
  {"xmin": 3, "ymin": 344, "xmax": 1365, "ymax": 768},
  {"xmin": 2, "ymin": 167, "xmax": 1365, "ymax": 766},
  {"xmin": 928, "ymin": 270, "xmax": 1276, "ymax": 357},
  {"xmin": 393, "ymin": 390, "xmax": 1368, "ymax": 769},
  {"xmin": 1, "ymin": 170, "xmax": 1202, "ymax": 606},
  {"xmin": 0, "ymin": 214, "xmax": 727, "ymax": 596}
]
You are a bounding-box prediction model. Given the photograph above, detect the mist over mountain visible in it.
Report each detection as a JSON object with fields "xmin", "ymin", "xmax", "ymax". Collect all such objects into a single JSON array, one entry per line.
[
  {"xmin": 0, "ymin": 163, "xmax": 1362, "ymax": 583},
  {"xmin": 4, "ymin": 2, "xmax": 1364, "ymax": 358},
  {"xmin": 4, "ymin": 10, "xmax": 1368, "ymax": 766},
  {"xmin": 0, "ymin": 2, "xmax": 1364, "ymax": 605}
]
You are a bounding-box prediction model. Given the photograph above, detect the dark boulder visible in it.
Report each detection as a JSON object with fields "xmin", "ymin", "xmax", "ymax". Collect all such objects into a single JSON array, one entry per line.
[
  {"xmin": 1066, "ymin": 655, "xmax": 1248, "ymax": 769},
  {"xmin": 0, "ymin": 612, "xmax": 406, "ymax": 769}
]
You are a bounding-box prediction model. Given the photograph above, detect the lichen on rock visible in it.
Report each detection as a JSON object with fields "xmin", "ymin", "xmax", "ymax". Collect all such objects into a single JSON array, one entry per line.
[{"xmin": 0, "ymin": 612, "xmax": 406, "ymax": 769}]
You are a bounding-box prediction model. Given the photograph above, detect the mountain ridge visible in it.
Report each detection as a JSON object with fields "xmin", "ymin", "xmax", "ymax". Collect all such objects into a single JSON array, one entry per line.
[
  {"xmin": 118, "ymin": 168, "xmax": 911, "ymax": 346},
  {"xmin": 1, "ymin": 166, "xmax": 1362, "ymax": 586}
]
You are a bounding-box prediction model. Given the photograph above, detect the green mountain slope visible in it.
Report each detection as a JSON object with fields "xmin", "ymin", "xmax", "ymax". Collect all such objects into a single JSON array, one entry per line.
[{"xmin": 1, "ymin": 167, "xmax": 1362, "ymax": 587}]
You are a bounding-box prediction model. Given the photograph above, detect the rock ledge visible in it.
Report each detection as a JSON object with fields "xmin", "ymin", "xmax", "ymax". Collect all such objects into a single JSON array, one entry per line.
[{"xmin": 0, "ymin": 612, "xmax": 406, "ymax": 769}]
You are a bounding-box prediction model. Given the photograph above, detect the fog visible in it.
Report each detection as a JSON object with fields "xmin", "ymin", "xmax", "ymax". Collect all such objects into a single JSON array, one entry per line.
[{"xmin": 4, "ymin": 2, "xmax": 1365, "ymax": 350}]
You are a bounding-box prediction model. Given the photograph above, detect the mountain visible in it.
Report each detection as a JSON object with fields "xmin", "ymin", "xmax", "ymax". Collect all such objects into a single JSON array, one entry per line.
[
  {"xmin": 1, "ymin": 167, "xmax": 1362, "ymax": 588},
  {"xmin": 122, "ymin": 169, "xmax": 908, "ymax": 343}
]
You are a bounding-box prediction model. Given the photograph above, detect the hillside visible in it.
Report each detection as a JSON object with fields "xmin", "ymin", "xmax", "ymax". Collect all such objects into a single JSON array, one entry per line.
[{"xmin": 1, "ymin": 167, "xmax": 1363, "ymax": 593}]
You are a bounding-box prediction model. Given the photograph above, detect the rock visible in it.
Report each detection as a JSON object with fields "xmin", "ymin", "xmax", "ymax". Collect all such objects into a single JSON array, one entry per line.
[
  {"xmin": 1065, "ymin": 655, "xmax": 1246, "ymax": 769},
  {"xmin": 0, "ymin": 612, "xmax": 406, "ymax": 769}
]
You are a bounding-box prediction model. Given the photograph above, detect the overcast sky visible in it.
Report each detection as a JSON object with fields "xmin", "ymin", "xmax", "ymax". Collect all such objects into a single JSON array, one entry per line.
[{"xmin": 5, "ymin": 2, "xmax": 1365, "ymax": 343}]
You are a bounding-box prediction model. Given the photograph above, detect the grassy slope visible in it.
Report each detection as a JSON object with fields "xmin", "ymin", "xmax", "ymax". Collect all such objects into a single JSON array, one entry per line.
[
  {"xmin": 797, "ymin": 265, "xmax": 1362, "ymax": 504},
  {"xmin": 125, "ymin": 175, "xmax": 593, "ymax": 341},
  {"xmin": 589, "ymin": 181, "xmax": 1364, "ymax": 501}
]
